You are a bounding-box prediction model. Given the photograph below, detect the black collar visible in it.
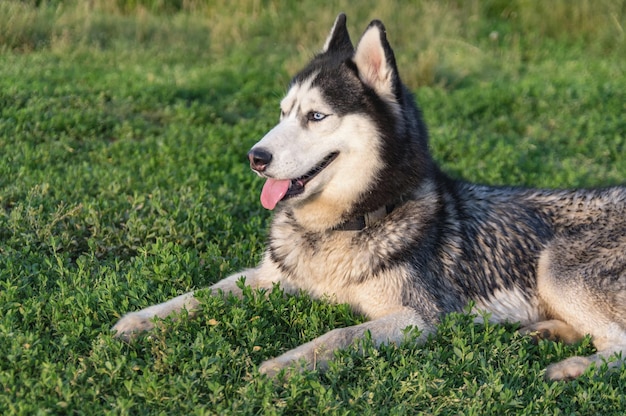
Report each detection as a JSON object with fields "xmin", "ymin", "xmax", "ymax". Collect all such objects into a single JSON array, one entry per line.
[{"xmin": 333, "ymin": 204, "xmax": 396, "ymax": 231}]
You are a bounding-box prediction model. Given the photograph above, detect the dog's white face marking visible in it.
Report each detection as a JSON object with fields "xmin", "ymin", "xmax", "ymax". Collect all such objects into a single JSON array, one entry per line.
[
  {"xmin": 250, "ymin": 76, "xmax": 384, "ymax": 229},
  {"xmin": 254, "ymin": 76, "xmax": 338, "ymax": 181}
]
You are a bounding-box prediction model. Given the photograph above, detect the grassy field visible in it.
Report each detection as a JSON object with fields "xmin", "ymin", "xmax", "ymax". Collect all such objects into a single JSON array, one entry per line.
[{"xmin": 1, "ymin": 0, "xmax": 626, "ymax": 414}]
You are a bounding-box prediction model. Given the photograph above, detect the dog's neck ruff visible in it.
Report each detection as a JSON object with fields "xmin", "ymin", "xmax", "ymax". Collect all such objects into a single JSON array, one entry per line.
[{"xmin": 334, "ymin": 204, "xmax": 396, "ymax": 231}]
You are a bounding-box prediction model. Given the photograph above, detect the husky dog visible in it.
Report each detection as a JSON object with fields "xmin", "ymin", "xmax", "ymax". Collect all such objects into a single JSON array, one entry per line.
[{"xmin": 113, "ymin": 14, "xmax": 626, "ymax": 381}]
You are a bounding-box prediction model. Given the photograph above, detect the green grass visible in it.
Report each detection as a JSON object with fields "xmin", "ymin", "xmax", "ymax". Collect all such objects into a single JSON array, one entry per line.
[{"xmin": 1, "ymin": 0, "xmax": 626, "ymax": 414}]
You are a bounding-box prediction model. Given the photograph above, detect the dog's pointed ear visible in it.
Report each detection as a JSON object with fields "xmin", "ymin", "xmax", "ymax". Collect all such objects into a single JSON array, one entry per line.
[
  {"xmin": 353, "ymin": 20, "xmax": 400, "ymax": 99},
  {"xmin": 322, "ymin": 13, "xmax": 353, "ymax": 54}
]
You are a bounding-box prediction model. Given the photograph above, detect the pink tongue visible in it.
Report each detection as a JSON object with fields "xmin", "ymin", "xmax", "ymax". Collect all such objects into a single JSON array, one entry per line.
[{"xmin": 260, "ymin": 178, "xmax": 291, "ymax": 210}]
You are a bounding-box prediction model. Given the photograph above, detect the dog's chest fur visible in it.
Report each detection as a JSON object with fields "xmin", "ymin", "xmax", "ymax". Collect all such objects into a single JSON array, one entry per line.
[{"xmin": 266, "ymin": 206, "xmax": 433, "ymax": 319}]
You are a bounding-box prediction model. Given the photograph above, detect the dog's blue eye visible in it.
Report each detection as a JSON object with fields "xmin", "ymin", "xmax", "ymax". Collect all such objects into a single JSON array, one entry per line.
[{"xmin": 308, "ymin": 112, "xmax": 327, "ymax": 122}]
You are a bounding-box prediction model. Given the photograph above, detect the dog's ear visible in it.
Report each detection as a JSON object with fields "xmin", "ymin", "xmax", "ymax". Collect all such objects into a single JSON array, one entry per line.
[
  {"xmin": 353, "ymin": 20, "xmax": 400, "ymax": 100},
  {"xmin": 322, "ymin": 13, "xmax": 353, "ymax": 54}
]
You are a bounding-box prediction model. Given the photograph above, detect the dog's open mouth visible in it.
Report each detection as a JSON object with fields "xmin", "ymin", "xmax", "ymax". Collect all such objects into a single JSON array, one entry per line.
[
  {"xmin": 285, "ymin": 152, "xmax": 339, "ymax": 197},
  {"xmin": 260, "ymin": 152, "xmax": 339, "ymax": 210}
]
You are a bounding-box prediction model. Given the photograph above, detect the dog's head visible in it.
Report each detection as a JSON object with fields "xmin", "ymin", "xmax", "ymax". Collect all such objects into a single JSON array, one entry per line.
[{"xmin": 248, "ymin": 14, "xmax": 431, "ymax": 231}]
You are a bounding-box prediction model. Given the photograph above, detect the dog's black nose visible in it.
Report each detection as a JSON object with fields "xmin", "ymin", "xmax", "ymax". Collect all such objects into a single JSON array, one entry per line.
[{"xmin": 248, "ymin": 148, "xmax": 273, "ymax": 172}]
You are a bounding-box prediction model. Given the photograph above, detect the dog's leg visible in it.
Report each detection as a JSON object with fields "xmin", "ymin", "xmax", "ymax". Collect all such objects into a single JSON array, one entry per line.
[
  {"xmin": 112, "ymin": 261, "xmax": 283, "ymax": 341},
  {"xmin": 536, "ymin": 230, "xmax": 626, "ymax": 380},
  {"xmin": 112, "ymin": 290, "xmax": 201, "ymax": 341},
  {"xmin": 258, "ymin": 307, "xmax": 433, "ymax": 377}
]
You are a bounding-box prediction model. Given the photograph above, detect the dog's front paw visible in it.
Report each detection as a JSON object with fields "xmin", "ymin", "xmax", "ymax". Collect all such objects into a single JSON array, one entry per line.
[
  {"xmin": 111, "ymin": 311, "xmax": 156, "ymax": 342},
  {"xmin": 258, "ymin": 358, "xmax": 285, "ymax": 378},
  {"xmin": 258, "ymin": 355, "xmax": 312, "ymax": 378}
]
